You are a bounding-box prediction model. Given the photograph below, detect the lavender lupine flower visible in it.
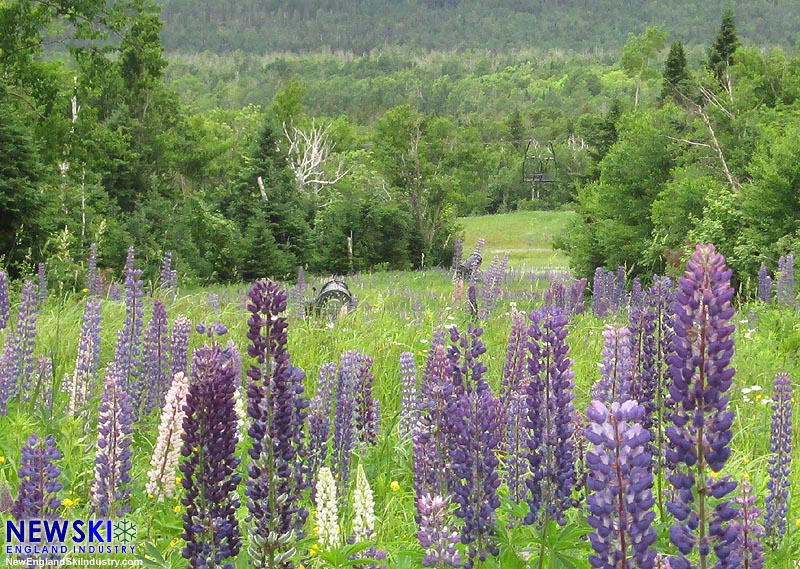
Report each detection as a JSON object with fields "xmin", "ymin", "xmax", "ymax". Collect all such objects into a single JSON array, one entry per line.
[
  {"xmin": 631, "ymin": 277, "xmax": 644, "ymax": 308},
  {"xmin": 159, "ymin": 251, "xmax": 174, "ymax": 291},
  {"xmin": 568, "ymin": 277, "xmax": 588, "ymax": 315},
  {"xmin": 141, "ymin": 300, "xmax": 171, "ymax": 416},
  {"xmin": 0, "ymin": 270, "xmax": 9, "ymax": 331},
  {"xmin": 87, "ymin": 242, "xmax": 99, "ymax": 295},
  {"xmin": 245, "ymin": 279, "xmax": 308, "ymax": 568},
  {"xmin": 729, "ymin": 480, "xmax": 765, "ymax": 569},
  {"xmin": 446, "ymin": 325, "xmax": 500, "ymax": 566},
  {"xmin": 525, "ymin": 306, "xmax": 577, "ymax": 526},
  {"xmin": 91, "ymin": 364, "xmax": 134, "ymax": 517},
  {"xmin": 592, "ymin": 325, "xmax": 634, "ymax": 404},
  {"xmin": 585, "ymin": 400, "xmax": 657, "ymax": 569},
  {"xmin": 417, "ymin": 493, "xmax": 462, "ymax": 567},
  {"xmin": 399, "ymin": 351, "xmax": 420, "ymax": 438},
  {"xmin": 332, "ymin": 350, "xmax": 359, "ymax": 495},
  {"xmin": 37, "ymin": 263, "xmax": 47, "ymax": 305},
  {"xmin": 12, "ymin": 434, "xmax": 62, "ymax": 520},
  {"xmin": 757, "ymin": 264, "xmax": 772, "ymax": 303},
  {"xmin": 415, "ymin": 343, "xmax": 455, "ymax": 502},
  {"xmin": 67, "ymin": 299, "xmax": 102, "ymax": 416},
  {"xmin": 355, "ymin": 351, "xmax": 380, "ymax": 448},
  {"xmin": 501, "ymin": 310, "xmax": 530, "ymax": 504},
  {"xmin": 181, "ymin": 339, "xmax": 241, "ymax": 569},
  {"xmin": 776, "ymin": 254, "xmax": 795, "ymax": 306},
  {"xmin": 613, "ymin": 266, "xmax": 626, "ymax": 309},
  {"xmin": 12, "ymin": 280, "xmax": 39, "ymax": 401},
  {"xmin": 765, "ymin": 372, "xmax": 792, "ymax": 545},
  {"xmin": 308, "ymin": 362, "xmax": 336, "ymax": 488},
  {"xmin": 170, "ymin": 315, "xmax": 191, "ymax": 381},
  {"xmin": 593, "ymin": 268, "xmax": 612, "ymax": 317},
  {"xmin": 146, "ymin": 371, "xmax": 189, "ymax": 501},
  {"xmin": 35, "ymin": 355, "xmax": 53, "ymax": 412},
  {"xmin": 108, "ymin": 281, "xmax": 121, "ymax": 301},
  {"xmin": 113, "ymin": 246, "xmax": 144, "ymax": 401},
  {"xmin": 466, "ymin": 281, "xmax": 478, "ymax": 318},
  {"xmin": 452, "ymin": 237, "xmax": 464, "ymax": 274},
  {"xmin": 666, "ymin": 244, "xmax": 738, "ymax": 569}
]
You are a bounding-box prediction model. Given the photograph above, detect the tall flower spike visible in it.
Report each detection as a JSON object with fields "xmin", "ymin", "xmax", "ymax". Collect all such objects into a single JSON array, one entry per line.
[
  {"xmin": 113, "ymin": 246, "xmax": 144, "ymax": 402},
  {"xmin": 666, "ymin": 244, "xmax": 738, "ymax": 569},
  {"xmin": 146, "ymin": 371, "xmax": 189, "ymax": 501},
  {"xmin": 67, "ymin": 299, "xmax": 102, "ymax": 416},
  {"xmin": 525, "ymin": 306, "xmax": 577, "ymax": 526},
  {"xmin": 765, "ymin": 372, "xmax": 792, "ymax": 546},
  {"xmin": 12, "ymin": 434, "xmax": 62, "ymax": 520},
  {"xmin": 501, "ymin": 309, "xmax": 530, "ymax": 505},
  {"xmin": 87, "ymin": 242, "xmax": 99, "ymax": 295},
  {"xmin": 245, "ymin": 279, "xmax": 308, "ymax": 568},
  {"xmin": 757, "ymin": 263, "xmax": 772, "ymax": 303},
  {"xmin": 351, "ymin": 463, "xmax": 376, "ymax": 542},
  {"xmin": 142, "ymin": 300, "xmax": 171, "ymax": 416},
  {"xmin": 308, "ymin": 362, "xmax": 336, "ymax": 487},
  {"xmin": 11, "ymin": 280, "xmax": 39, "ymax": 401},
  {"xmin": 354, "ymin": 351, "xmax": 380, "ymax": 449},
  {"xmin": 315, "ymin": 467, "xmax": 341, "ymax": 551},
  {"xmin": 332, "ymin": 350, "xmax": 359, "ymax": 496},
  {"xmin": 729, "ymin": 480, "xmax": 765, "ymax": 569},
  {"xmin": 37, "ymin": 263, "xmax": 47, "ymax": 305},
  {"xmin": 0, "ymin": 270, "xmax": 9, "ymax": 331},
  {"xmin": 399, "ymin": 351, "xmax": 420, "ymax": 438},
  {"xmin": 776, "ymin": 254, "xmax": 795, "ymax": 306},
  {"xmin": 91, "ymin": 364, "xmax": 134, "ymax": 518},
  {"xmin": 181, "ymin": 339, "xmax": 241, "ymax": 569},
  {"xmin": 170, "ymin": 315, "xmax": 191, "ymax": 381},
  {"xmin": 592, "ymin": 325, "xmax": 634, "ymax": 404},
  {"xmin": 417, "ymin": 493, "xmax": 462, "ymax": 568},
  {"xmin": 585, "ymin": 400, "xmax": 657, "ymax": 569}
]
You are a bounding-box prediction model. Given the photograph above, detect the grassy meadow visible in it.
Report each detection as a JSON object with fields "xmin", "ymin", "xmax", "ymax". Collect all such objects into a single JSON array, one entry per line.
[{"xmin": 0, "ymin": 214, "xmax": 798, "ymax": 567}]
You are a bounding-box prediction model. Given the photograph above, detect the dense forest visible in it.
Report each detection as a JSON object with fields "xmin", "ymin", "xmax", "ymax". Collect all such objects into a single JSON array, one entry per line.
[
  {"xmin": 157, "ymin": 0, "xmax": 800, "ymax": 54},
  {"xmin": 0, "ymin": 0, "xmax": 798, "ymax": 291}
]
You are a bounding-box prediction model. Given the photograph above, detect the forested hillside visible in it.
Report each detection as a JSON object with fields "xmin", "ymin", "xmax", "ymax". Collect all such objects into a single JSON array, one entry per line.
[
  {"xmin": 157, "ymin": 0, "xmax": 800, "ymax": 54},
  {"xmin": 0, "ymin": 0, "xmax": 798, "ymax": 292}
]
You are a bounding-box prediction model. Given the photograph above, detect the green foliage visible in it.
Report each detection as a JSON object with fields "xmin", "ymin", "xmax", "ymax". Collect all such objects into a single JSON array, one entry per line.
[
  {"xmin": 661, "ymin": 41, "xmax": 691, "ymax": 102},
  {"xmin": 708, "ymin": 7, "xmax": 740, "ymax": 90}
]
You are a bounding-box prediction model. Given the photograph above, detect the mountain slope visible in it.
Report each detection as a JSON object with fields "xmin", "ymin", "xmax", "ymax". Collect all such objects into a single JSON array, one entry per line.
[{"xmin": 159, "ymin": 0, "xmax": 799, "ymax": 55}]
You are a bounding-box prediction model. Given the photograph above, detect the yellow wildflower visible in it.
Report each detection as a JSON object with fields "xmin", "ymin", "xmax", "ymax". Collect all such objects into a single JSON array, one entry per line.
[
  {"xmin": 743, "ymin": 457, "xmax": 751, "ymax": 465},
  {"xmin": 82, "ymin": 288, "xmax": 89, "ymax": 293},
  {"xmin": 170, "ymin": 537, "xmax": 180, "ymax": 548},
  {"xmin": 390, "ymin": 481, "xmax": 401, "ymax": 492},
  {"xmin": 173, "ymin": 505, "xmax": 182, "ymax": 513},
  {"xmin": 62, "ymin": 498, "xmax": 77, "ymax": 508},
  {"xmin": 175, "ymin": 476, "xmax": 182, "ymax": 485},
  {"xmin": 0, "ymin": 456, "xmax": 5, "ymax": 464}
]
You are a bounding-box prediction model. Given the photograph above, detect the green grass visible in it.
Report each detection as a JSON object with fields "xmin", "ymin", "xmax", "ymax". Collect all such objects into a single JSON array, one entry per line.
[
  {"xmin": 1, "ymin": 263, "xmax": 799, "ymax": 567},
  {"xmin": 460, "ymin": 210, "xmax": 575, "ymax": 270}
]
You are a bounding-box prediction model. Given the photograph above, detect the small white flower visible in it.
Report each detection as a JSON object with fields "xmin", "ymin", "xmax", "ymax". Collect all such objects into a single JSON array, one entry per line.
[
  {"xmin": 447, "ymin": 315, "xmax": 455, "ymax": 320},
  {"xmin": 444, "ymin": 323, "xmax": 456, "ymax": 330},
  {"xmin": 743, "ymin": 396, "xmax": 751, "ymax": 403},
  {"xmin": 326, "ymin": 321, "xmax": 335, "ymax": 329},
  {"xmin": 419, "ymin": 338, "xmax": 429, "ymax": 344},
  {"xmin": 761, "ymin": 398, "xmax": 774, "ymax": 406},
  {"xmin": 510, "ymin": 301, "xmax": 517, "ymax": 308}
]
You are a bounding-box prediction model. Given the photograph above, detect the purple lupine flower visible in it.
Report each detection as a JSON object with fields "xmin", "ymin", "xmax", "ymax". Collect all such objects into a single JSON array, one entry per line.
[
  {"xmin": 417, "ymin": 493, "xmax": 462, "ymax": 567},
  {"xmin": 666, "ymin": 244, "xmax": 738, "ymax": 568},
  {"xmin": 67, "ymin": 299, "xmax": 103, "ymax": 416},
  {"xmin": 308, "ymin": 362, "xmax": 336, "ymax": 488},
  {"xmin": 757, "ymin": 263, "xmax": 772, "ymax": 303},
  {"xmin": 613, "ymin": 266, "xmax": 626, "ymax": 309},
  {"xmin": 170, "ymin": 315, "xmax": 192, "ymax": 381},
  {"xmin": 592, "ymin": 325, "xmax": 633, "ymax": 404},
  {"xmin": 765, "ymin": 372, "xmax": 792, "ymax": 545},
  {"xmin": 332, "ymin": 350, "xmax": 359, "ymax": 495},
  {"xmin": 776, "ymin": 254, "xmax": 795, "ymax": 306},
  {"xmin": 452, "ymin": 237, "xmax": 464, "ymax": 274},
  {"xmin": 0, "ymin": 270, "xmax": 9, "ymax": 330},
  {"xmin": 568, "ymin": 277, "xmax": 588, "ymax": 315},
  {"xmin": 0, "ymin": 342, "xmax": 15, "ymax": 415},
  {"xmin": 448, "ymin": 379, "xmax": 501, "ymax": 566},
  {"xmin": 159, "ymin": 251, "xmax": 174, "ymax": 292},
  {"xmin": 113, "ymin": 246, "xmax": 144, "ymax": 402},
  {"xmin": 478, "ymin": 254, "xmax": 507, "ymax": 320},
  {"xmin": 35, "ymin": 355, "xmax": 53, "ymax": 413},
  {"xmin": 355, "ymin": 351, "xmax": 379, "ymax": 448},
  {"xmin": 466, "ymin": 282, "xmax": 478, "ymax": 318},
  {"xmin": 630, "ymin": 276, "xmax": 644, "ymax": 308},
  {"xmin": 399, "ymin": 351, "xmax": 420, "ymax": 438},
  {"xmin": 545, "ymin": 278, "xmax": 567, "ymax": 311},
  {"xmin": 141, "ymin": 300, "xmax": 171, "ymax": 416},
  {"xmin": 37, "ymin": 263, "xmax": 47, "ymax": 305},
  {"xmin": 729, "ymin": 480, "xmax": 765, "ymax": 569},
  {"xmin": 12, "ymin": 434, "xmax": 62, "ymax": 520},
  {"xmin": 501, "ymin": 310, "xmax": 530, "ymax": 504},
  {"xmin": 14, "ymin": 280, "xmax": 39, "ymax": 401},
  {"xmin": 593, "ymin": 268, "xmax": 611, "ymax": 317},
  {"xmin": 525, "ymin": 306, "xmax": 577, "ymax": 526},
  {"xmin": 585, "ymin": 400, "xmax": 657, "ymax": 569},
  {"xmin": 415, "ymin": 343, "xmax": 455, "ymax": 501},
  {"xmin": 91, "ymin": 364, "xmax": 134, "ymax": 517},
  {"xmin": 244, "ymin": 279, "xmax": 308, "ymax": 568},
  {"xmin": 87, "ymin": 242, "xmax": 99, "ymax": 295},
  {"xmin": 447, "ymin": 324, "xmax": 488, "ymax": 397},
  {"xmin": 108, "ymin": 281, "xmax": 121, "ymax": 301},
  {"xmin": 181, "ymin": 338, "xmax": 241, "ymax": 569}
]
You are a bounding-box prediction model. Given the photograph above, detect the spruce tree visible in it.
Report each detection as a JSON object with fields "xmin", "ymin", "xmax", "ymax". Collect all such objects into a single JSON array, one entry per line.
[
  {"xmin": 708, "ymin": 8, "xmax": 739, "ymax": 90},
  {"xmin": 662, "ymin": 41, "xmax": 691, "ymax": 102}
]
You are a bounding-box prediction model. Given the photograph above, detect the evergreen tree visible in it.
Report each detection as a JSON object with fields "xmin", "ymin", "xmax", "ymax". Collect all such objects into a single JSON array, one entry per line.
[
  {"xmin": 661, "ymin": 41, "xmax": 691, "ymax": 102},
  {"xmin": 708, "ymin": 8, "xmax": 739, "ymax": 90}
]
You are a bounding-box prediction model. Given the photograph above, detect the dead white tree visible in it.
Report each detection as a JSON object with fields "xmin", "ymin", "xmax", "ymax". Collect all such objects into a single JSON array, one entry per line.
[{"xmin": 283, "ymin": 120, "xmax": 350, "ymax": 196}]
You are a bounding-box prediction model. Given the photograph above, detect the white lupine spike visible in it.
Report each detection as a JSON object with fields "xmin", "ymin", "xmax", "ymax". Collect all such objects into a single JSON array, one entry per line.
[
  {"xmin": 314, "ymin": 467, "xmax": 341, "ymax": 550},
  {"xmin": 351, "ymin": 463, "xmax": 376, "ymax": 542}
]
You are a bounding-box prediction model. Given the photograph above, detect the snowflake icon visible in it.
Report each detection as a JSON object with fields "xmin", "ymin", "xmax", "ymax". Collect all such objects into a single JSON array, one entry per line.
[{"xmin": 113, "ymin": 519, "xmax": 137, "ymax": 544}]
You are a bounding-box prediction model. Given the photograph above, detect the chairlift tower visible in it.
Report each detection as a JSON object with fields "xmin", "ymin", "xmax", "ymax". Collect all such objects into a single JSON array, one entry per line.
[{"xmin": 522, "ymin": 139, "xmax": 556, "ymax": 200}]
